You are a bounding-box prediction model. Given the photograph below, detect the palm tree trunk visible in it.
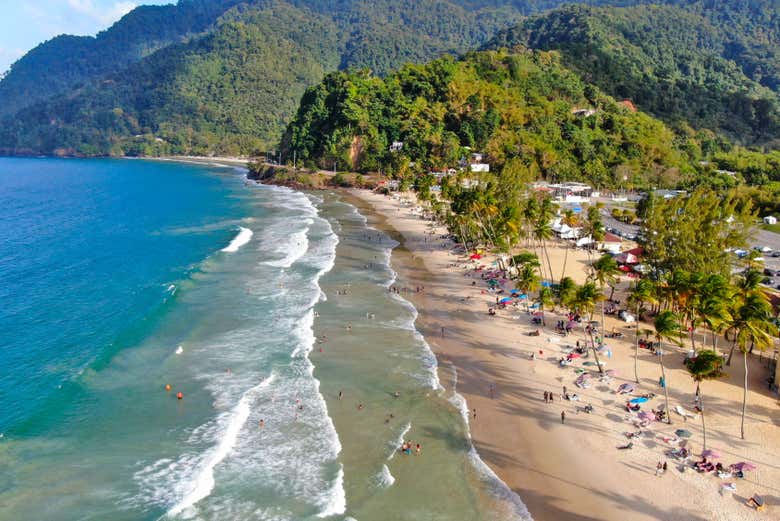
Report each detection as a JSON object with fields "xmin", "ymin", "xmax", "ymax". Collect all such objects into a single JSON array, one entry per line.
[
  {"xmin": 727, "ymin": 336, "xmax": 737, "ymax": 366},
  {"xmin": 587, "ymin": 328, "xmax": 605, "ymax": 375},
  {"xmin": 741, "ymin": 350, "xmax": 748, "ymax": 440},
  {"xmin": 560, "ymin": 241, "xmax": 569, "ymax": 283},
  {"xmin": 600, "ymin": 293, "xmax": 606, "ymax": 347},
  {"xmin": 634, "ymin": 325, "xmax": 640, "ymax": 383},
  {"xmin": 542, "ymin": 242, "xmax": 554, "ymax": 289},
  {"xmin": 659, "ymin": 348, "xmax": 671, "ymax": 424},
  {"xmin": 699, "ymin": 383, "xmax": 707, "ymax": 450}
]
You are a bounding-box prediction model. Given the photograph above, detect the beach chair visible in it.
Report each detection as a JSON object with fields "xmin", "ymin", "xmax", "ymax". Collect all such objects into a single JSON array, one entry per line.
[{"xmin": 746, "ymin": 495, "xmax": 766, "ymax": 512}]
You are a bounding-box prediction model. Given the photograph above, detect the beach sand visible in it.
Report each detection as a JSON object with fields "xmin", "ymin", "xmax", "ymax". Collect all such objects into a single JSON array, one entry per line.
[{"xmin": 350, "ymin": 189, "xmax": 779, "ymax": 521}]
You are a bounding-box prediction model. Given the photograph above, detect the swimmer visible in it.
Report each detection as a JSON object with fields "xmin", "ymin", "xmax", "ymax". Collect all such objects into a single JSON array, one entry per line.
[
  {"xmin": 259, "ymin": 419, "xmax": 265, "ymax": 428},
  {"xmin": 346, "ymin": 323, "xmax": 352, "ymax": 332},
  {"xmin": 393, "ymin": 391, "xmax": 400, "ymax": 399},
  {"xmin": 338, "ymin": 390, "xmax": 343, "ymax": 400},
  {"xmin": 357, "ymin": 403, "xmax": 364, "ymax": 410}
]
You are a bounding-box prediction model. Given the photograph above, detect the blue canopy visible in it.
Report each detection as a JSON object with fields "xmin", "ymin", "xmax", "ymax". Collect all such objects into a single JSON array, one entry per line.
[
  {"xmin": 629, "ymin": 397, "xmax": 649, "ymax": 404},
  {"xmin": 499, "ymin": 297, "xmax": 513, "ymax": 304}
]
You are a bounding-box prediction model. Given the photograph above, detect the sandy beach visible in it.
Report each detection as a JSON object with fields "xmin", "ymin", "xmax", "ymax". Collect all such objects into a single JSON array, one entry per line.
[{"xmin": 350, "ymin": 188, "xmax": 780, "ymax": 521}]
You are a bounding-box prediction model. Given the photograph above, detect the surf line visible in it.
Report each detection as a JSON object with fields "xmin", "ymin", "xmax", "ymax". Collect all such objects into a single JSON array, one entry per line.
[
  {"xmin": 164, "ymin": 373, "xmax": 276, "ymax": 517},
  {"xmin": 221, "ymin": 226, "xmax": 253, "ymax": 253}
]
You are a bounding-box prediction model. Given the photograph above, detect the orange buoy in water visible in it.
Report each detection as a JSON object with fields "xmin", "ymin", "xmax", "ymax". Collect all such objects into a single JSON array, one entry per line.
[
  {"xmin": 177, "ymin": 392, "xmax": 183, "ymax": 400},
  {"xmin": 165, "ymin": 384, "xmax": 172, "ymax": 392}
]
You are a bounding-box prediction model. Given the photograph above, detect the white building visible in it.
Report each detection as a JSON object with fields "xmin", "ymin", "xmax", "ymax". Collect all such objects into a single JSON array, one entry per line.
[
  {"xmin": 764, "ymin": 215, "xmax": 777, "ymax": 225},
  {"xmin": 469, "ymin": 163, "xmax": 490, "ymax": 173}
]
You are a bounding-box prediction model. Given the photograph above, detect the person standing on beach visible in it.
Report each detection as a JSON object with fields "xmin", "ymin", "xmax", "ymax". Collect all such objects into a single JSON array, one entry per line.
[
  {"xmin": 655, "ymin": 461, "xmax": 663, "ymax": 476},
  {"xmin": 543, "ymin": 391, "xmax": 548, "ymax": 403},
  {"xmin": 561, "ymin": 410, "xmax": 566, "ymax": 424}
]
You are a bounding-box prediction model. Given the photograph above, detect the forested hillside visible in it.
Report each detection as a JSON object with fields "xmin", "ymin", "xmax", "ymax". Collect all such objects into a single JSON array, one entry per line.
[
  {"xmin": 0, "ymin": 0, "xmax": 247, "ymax": 117},
  {"xmin": 1, "ymin": 0, "xmax": 779, "ymax": 157},
  {"xmin": 486, "ymin": 2, "xmax": 780, "ymax": 145},
  {"xmin": 0, "ymin": 0, "xmax": 653, "ymax": 156},
  {"xmin": 281, "ymin": 49, "xmax": 694, "ymax": 189}
]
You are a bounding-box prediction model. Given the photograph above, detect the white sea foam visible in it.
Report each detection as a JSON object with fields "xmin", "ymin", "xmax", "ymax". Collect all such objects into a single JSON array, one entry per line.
[
  {"xmin": 165, "ymin": 374, "xmax": 277, "ymax": 517},
  {"xmin": 264, "ymin": 227, "xmax": 310, "ymax": 268},
  {"xmin": 317, "ymin": 464, "xmax": 346, "ymax": 518},
  {"xmin": 373, "ymin": 464, "xmax": 395, "ymax": 488},
  {"xmin": 449, "ymin": 382, "xmax": 533, "ymax": 521},
  {"xmin": 387, "ymin": 422, "xmax": 412, "ymax": 460},
  {"xmin": 221, "ymin": 227, "xmax": 253, "ymax": 253}
]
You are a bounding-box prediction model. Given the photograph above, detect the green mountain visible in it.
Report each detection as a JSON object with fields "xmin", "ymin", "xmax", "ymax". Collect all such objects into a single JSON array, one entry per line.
[
  {"xmin": 0, "ymin": 0, "xmax": 247, "ymax": 118},
  {"xmin": 0, "ymin": 0, "xmax": 651, "ymax": 156},
  {"xmin": 281, "ymin": 48, "xmax": 694, "ymax": 189},
  {"xmin": 1, "ymin": 0, "xmax": 779, "ymax": 157},
  {"xmin": 485, "ymin": 2, "xmax": 780, "ymax": 145}
]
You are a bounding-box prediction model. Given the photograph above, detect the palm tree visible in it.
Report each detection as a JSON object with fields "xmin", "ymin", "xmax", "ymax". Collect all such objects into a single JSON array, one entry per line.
[
  {"xmin": 685, "ymin": 350, "xmax": 724, "ymax": 450},
  {"xmin": 627, "ymin": 278, "xmax": 657, "ymax": 383},
  {"xmin": 559, "ymin": 209, "xmax": 580, "ymax": 282},
  {"xmin": 727, "ymin": 269, "xmax": 764, "ymax": 365},
  {"xmin": 729, "ymin": 293, "xmax": 778, "ymax": 439},
  {"xmin": 533, "ymin": 217, "xmax": 554, "ymax": 282},
  {"xmin": 591, "ymin": 254, "xmax": 619, "ymax": 346},
  {"xmin": 556, "ymin": 276, "xmax": 577, "ymax": 311},
  {"xmin": 573, "ymin": 282, "xmax": 606, "ymax": 374},
  {"xmin": 515, "ymin": 264, "xmax": 540, "ymax": 310},
  {"xmin": 696, "ymin": 274, "xmax": 731, "ymax": 352},
  {"xmin": 653, "ymin": 310, "xmax": 685, "ymax": 424}
]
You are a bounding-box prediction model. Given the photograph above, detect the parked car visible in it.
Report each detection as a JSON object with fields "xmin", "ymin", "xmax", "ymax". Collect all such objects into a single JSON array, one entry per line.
[{"xmin": 619, "ymin": 310, "xmax": 636, "ymax": 323}]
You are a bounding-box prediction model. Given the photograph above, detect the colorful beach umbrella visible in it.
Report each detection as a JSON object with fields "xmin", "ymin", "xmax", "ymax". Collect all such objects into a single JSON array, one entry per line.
[
  {"xmin": 617, "ymin": 383, "xmax": 635, "ymax": 392},
  {"xmin": 731, "ymin": 462, "xmax": 756, "ymax": 472},
  {"xmin": 499, "ymin": 297, "xmax": 513, "ymax": 304},
  {"xmin": 638, "ymin": 411, "xmax": 656, "ymax": 421},
  {"xmin": 470, "ymin": 254, "xmax": 481, "ymax": 260},
  {"xmin": 567, "ymin": 353, "xmax": 581, "ymax": 359},
  {"xmin": 629, "ymin": 397, "xmax": 648, "ymax": 404},
  {"xmin": 675, "ymin": 429, "xmax": 692, "ymax": 438},
  {"xmin": 701, "ymin": 449, "xmax": 721, "ymax": 459}
]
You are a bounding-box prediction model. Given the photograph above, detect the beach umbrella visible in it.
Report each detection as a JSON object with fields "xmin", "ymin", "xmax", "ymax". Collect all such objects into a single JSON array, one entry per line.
[
  {"xmin": 606, "ymin": 369, "xmax": 618, "ymax": 376},
  {"xmin": 567, "ymin": 353, "xmax": 581, "ymax": 359},
  {"xmin": 470, "ymin": 254, "xmax": 481, "ymax": 260},
  {"xmin": 731, "ymin": 462, "xmax": 756, "ymax": 472},
  {"xmin": 701, "ymin": 449, "xmax": 721, "ymax": 459},
  {"xmin": 638, "ymin": 411, "xmax": 656, "ymax": 422},
  {"xmin": 629, "ymin": 397, "xmax": 648, "ymax": 404},
  {"xmin": 618, "ymin": 383, "xmax": 635, "ymax": 392},
  {"xmin": 675, "ymin": 429, "xmax": 692, "ymax": 438},
  {"xmin": 499, "ymin": 297, "xmax": 513, "ymax": 304}
]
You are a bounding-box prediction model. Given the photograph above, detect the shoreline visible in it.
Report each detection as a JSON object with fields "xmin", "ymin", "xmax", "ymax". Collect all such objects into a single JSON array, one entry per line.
[{"xmin": 349, "ymin": 188, "xmax": 778, "ymax": 521}]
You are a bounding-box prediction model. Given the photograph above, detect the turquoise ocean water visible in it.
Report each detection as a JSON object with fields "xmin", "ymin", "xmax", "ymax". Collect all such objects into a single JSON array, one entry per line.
[{"xmin": 0, "ymin": 158, "xmax": 529, "ymax": 520}]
